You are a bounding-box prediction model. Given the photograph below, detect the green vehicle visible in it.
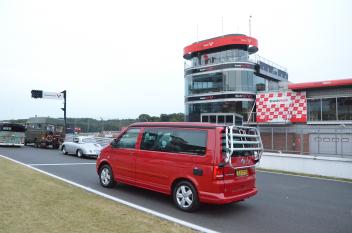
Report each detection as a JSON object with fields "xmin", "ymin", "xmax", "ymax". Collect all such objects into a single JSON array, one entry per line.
[
  {"xmin": 25, "ymin": 117, "xmax": 65, "ymax": 149},
  {"xmin": 0, "ymin": 123, "xmax": 26, "ymax": 146}
]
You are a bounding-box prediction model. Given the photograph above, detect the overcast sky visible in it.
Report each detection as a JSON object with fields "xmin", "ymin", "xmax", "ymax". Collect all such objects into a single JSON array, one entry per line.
[{"xmin": 1, "ymin": 0, "xmax": 351, "ymax": 120}]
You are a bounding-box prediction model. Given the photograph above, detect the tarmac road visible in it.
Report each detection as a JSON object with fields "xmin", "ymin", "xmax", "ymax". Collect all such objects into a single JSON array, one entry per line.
[{"xmin": 1, "ymin": 146, "xmax": 352, "ymax": 233}]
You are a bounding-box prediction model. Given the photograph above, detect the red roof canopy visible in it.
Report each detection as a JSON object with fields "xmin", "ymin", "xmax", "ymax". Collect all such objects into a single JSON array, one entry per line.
[
  {"xmin": 183, "ymin": 34, "xmax": 258, "ymax": 58},
  {"xmin": 289, "ymin": 78, "xmax": 352, "ymax": 90}
]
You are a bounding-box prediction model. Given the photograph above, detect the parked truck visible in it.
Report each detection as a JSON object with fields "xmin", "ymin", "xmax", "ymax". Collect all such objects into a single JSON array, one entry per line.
[{"xmin": 25, "ymin": 117, "xmax": 65, "ymax": 149}]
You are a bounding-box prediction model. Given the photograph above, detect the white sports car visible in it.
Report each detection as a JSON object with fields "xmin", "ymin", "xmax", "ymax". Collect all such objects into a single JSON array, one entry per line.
[{"xmin": 61, "ymin": 136, "xmax": 102, "ymax": 158}]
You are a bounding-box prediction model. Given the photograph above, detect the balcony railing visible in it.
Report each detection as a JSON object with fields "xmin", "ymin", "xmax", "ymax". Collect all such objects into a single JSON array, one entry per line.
[
  {"xmin": 184, "ymin": 55, "xmax": 250, "ymax": 70},
  {"xmin": 184, "ymin": 54, "xmax": 288, "ymax": 80}
]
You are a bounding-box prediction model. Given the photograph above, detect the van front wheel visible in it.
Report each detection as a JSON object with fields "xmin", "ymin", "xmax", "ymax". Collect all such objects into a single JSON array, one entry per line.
[
  {"xmin": 99, "ymin": 165, "xmax": 115, "ymax": 188},
  {"xmin": 173, "ymin": 181, "xmax": 199, "ymax": 212}
]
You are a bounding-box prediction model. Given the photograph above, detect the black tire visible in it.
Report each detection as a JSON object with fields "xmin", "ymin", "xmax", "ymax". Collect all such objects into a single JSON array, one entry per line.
[
  {"xmin": 173, "ymin": 180, "xmax": 200, "ymax": 212},
  {"xmin": 77, "ymin": 149, "xmax": 84, "ymax": 158},
  {"xmin": 62, "ymin": 146, "xmax": 68, "ymax": 155},
  {"xmin": 99, "ymin": 164, "xmax": 115, "ymax": 188}
]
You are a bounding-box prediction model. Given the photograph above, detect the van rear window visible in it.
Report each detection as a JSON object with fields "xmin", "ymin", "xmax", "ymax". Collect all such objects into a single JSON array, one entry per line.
[{"xmin": 141, "ymin": 128, "xmax": 207, "ymax": 156}]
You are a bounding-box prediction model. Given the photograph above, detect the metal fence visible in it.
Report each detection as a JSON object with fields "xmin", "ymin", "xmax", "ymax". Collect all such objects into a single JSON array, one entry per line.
[{"xmin": 258, "ymin": 126, "xmax": 352, "ymax": 158}]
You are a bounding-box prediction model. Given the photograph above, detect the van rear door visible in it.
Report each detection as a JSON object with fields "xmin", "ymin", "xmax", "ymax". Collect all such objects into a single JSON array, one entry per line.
[
  {"xmin": 222, "ymin": 125, "xmax": 262, "ymax": 197},
  {"xmin": 223, "ymin": 156, "xmax": 256, "ymax": 197}
]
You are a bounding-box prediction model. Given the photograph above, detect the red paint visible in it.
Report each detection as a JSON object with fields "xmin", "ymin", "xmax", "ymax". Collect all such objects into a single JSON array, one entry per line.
[
  {"xmin": 96, "ymin": 122, "xmax": 258, "ymax": 206},
  {"xmin": 183, "ymin": 34, "xmax": 258, "ymax": 58},
  {"xmin": 289, "ymin": 78, "xmax": 352, "ymax": 90}
]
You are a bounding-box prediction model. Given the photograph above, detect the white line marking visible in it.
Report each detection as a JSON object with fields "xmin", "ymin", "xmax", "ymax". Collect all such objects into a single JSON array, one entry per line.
[
  {"xmin": 257, "ymin": 170, "xmax": 352, "ymax": 184},
  {"xmin": 29, "ymin": 163, "xmax": 96, "ymax": 166},
  {"xmin": 0, "ymin": 155, "xmax": 219, "ymax": 233}
]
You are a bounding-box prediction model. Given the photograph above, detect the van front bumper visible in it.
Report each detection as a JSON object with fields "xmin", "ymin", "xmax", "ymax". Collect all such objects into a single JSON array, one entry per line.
[{"xmin": 199, "ymin": 188, "xmax": 258, "ymax": 204}]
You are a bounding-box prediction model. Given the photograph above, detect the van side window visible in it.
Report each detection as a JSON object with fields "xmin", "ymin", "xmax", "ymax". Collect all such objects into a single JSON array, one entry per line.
[
  {"xmin": 140, "ymin": 129, "xmax": 158, "ymax": 150},
  {"xmin": 115, "ymin": 128, "xmax": 140, "ymax": 149},
  {"xmin": 140, "ymin": 128, "xmax": 207, "ymax": 156},
  {"xmin": 173, "ymin": 129, "xmax": 207, "ymax": 155},
  {"xmin": 141, "ymin": 128, "xmax": 173, "ymax": 151}
]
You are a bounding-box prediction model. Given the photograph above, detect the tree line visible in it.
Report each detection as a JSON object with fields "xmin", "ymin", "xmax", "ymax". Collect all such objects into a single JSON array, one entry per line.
[{"xmin": 5, "ymin": 113, "xmax": 185, "ymax": 133}]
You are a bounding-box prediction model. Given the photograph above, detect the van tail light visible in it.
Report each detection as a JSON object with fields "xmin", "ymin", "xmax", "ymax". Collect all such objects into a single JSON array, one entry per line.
[{"xmin": 213, "ymin": 165, "xmax": 224, "ymax": 180}]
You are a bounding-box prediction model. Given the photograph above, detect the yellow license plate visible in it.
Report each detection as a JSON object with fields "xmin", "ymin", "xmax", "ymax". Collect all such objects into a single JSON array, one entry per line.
[{"xmin": 236, "ymin": 169, "xmax": 248, "ymax": 177}]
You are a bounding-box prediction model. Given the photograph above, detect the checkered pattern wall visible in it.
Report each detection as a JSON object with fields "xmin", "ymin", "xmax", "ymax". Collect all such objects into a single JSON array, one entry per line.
[{"xmin": 256, "ymin": 91, "xmax": 307, "ymax": 123}]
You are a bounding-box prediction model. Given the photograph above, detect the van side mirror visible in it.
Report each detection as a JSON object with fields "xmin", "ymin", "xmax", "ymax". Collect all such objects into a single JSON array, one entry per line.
[{"xmin": 111, "ymin": 139, "xmax": 119, "ymax": 148}]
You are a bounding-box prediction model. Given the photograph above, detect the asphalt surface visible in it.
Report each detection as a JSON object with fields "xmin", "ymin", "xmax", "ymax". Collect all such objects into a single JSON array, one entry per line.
[{"xmin": 1, "ymin": 146, "xmax": 352, "ymax": 233}]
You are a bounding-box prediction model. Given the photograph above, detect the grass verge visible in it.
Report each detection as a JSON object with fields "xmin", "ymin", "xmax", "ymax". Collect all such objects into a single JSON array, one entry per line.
[
  {"xmin": 0, "ymin": 158, "xmax": 194, "ymax": 233},
  {"xmin": 257, "ymin": 168, "xmax": 352, "ymax": 183}
]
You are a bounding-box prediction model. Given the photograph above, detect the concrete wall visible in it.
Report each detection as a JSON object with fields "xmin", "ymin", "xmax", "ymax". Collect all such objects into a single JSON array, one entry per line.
[{"xmin": 259, "ymin": 152, "xmax": 352, "ymax": 179}]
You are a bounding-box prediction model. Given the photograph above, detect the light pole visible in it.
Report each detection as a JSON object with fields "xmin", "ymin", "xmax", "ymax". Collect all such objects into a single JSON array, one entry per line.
[{"xmin": 61, "ymin": 90, "xmax": 67, "ymax": 133}]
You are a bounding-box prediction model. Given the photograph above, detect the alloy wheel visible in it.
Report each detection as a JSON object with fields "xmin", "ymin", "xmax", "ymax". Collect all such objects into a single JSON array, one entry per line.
[
  {"xmin": 100, "ymin": 167, "xmax": 111, "ymax": 186},
  {"xmin": 176, "ymin": 185, "xmax": 194, "ymax": 208}
]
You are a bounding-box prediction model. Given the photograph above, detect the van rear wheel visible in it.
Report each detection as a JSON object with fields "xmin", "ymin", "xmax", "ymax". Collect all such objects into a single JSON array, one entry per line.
[{"xmin": 173, "ymin": 181, "xmax": 199, "ymax": 212}]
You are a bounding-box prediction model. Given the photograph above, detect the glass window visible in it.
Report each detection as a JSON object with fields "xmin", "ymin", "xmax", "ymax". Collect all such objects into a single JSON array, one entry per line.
[
  {"xmin": 82, "ymin": 138, "xmax": 97, "ymax": 143},
  {"xmin": 307, "ymin": 99, "xmax": 321, "ymax": 121},
  {"xmin": 210, "ymin": 115, "xmax": 216, "ymax": 123},
  {"xmin": 189, "ymin": 72, "xmax": 223, "ymax": 95},
  {"xmin": 235, "ymin": 116, "xmax": 243, "ymax": 126},
  {"xmin": 218, "ymin": 115, "xmax": 225, "ymax": 123},
  {"xmin": 46, "ymin": 125, "xmax": 55, "ymax": 132},
  {"xmin": 140, "ymin": 128, "xmax": 207, "ymax": 155},
  {"xmin": 225, "ymin": 71, "xmax": 236, "ymax": 91},
  {"xmin": 226, "ymin": 50, "xmax": 233, "ymax": 61},
  {"xmin": 141, "ymin": 128, "xmax": 172, "ymax": 151},
  {"xmin": 173, "ymin": 129, "xmax": 207, "ymax": 155},
  {"xmin": 268, "ymin": 80, "xmax": 279, "ymax": 91},
  {"xmin": 225, "ymin": 115, "xmax": 234, "ymax": 124},
  {"xmin": 322, "ymin": 98, "xmax": 337, "ymax": 121},
  {"xmin": 337, "ymin": 97, "xmax": 352, "ymax": 121},
  {"xmin": 141, "ymin": 129, "xmax": 158, "ymax": 150},
  {"xmin": 115, "ymin": 128, "xmax": 140, "ymax": 149},
  {"xmin": 201, "ymin": 115, "xmax": 209, "ymax": 122},
  {"xmin": 220, "ymin": 51, "xmax": 227, "ymax": 62},
  {"xmin": 186, "ymin": 101, "xmax": 254, "ymax": 122},
  {"xmin": 203, "ymin": 54, "xmax": 210, "ymax": 65},
  {"xmin": 241, "ymin": 71, "xmax": 253, "ymax": 91},
  {"xmin": 253, "ymin": 75, "xmax": 265, "ymax": 91},
  {"xmin": 0, "ymin": 125, "xmax": 11, "ymax": 131},
  {"xmin": 56, "ymin": 126, "xmax": 63, "ymax": 133}
]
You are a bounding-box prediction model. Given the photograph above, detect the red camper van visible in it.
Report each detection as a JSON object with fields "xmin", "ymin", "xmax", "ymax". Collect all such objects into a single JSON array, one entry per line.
[{"xmin": 96, "ymin": 122, "xmax": 263, "ymax": 211}]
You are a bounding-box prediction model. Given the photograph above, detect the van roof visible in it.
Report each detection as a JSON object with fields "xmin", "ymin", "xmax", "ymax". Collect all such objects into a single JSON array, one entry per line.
[{"xmin": 130, "ymin": 122, "xmax": 225, "ymax": 129}]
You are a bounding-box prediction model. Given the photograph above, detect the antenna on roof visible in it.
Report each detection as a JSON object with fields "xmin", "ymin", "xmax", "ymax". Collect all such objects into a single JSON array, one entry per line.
[
  {"xmin": 222, "ymin": 16, "xmax": 224, "ymax": 36},
  {"xmin": 249, "ymin": 15, "xmax": 252, "ymax": 36}
]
